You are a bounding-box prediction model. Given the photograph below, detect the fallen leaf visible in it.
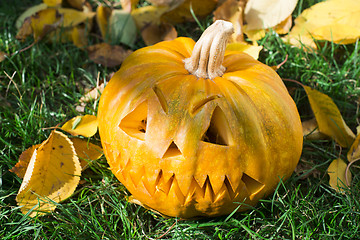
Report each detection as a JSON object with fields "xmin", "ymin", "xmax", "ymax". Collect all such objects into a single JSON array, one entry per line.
[
  {"xmin": 108, "ymin": 9, "xmax": 137, "ymax": 46},
  {"xmin": 10, "ymin": 144, "xmax": 41, "ymax": 179},
  {"xmin": 302, "ymin": 118, "xmax": 329, "ymax": 140},
  {"xmin": 69, "ymin": 24, "xmax": 88, "ymax": 47},
  {"xmin": 275, "ymin": 15, "xmax": 292, "ymax": 35},
  {"xmin": 0, "ymin": 51, "xmax": 7, "ymax": 62},
  {"xmin": 30, "ymin": 8, "xmax": 63, "ymax": 41},
  {"xmin": 284, "ymin": 0, "xmax": 360, "ymax": 48},
  {"xmin": 57, "ymin": 8, "xmax": 95, "ymax": 28},
  {"xmin": 225, "ymin": 42, "xmax": 262, "ymax": 59},
  {"xmin": 71, "ymin": 138, "xmax": 103, "ymax": 170},
  {"xmin": 213, "ymin": 0, "xmax": 246, "ymax": 42},
  {"xmin": 43, "ymin": 0, "xmax": 62, "ymax": 7},
  {"xmin": 64, "ymin": 0, "xmax": 86, "ymax": 10},
  {"xmin": 161, "ymin": 0, "xmax": 218, "ymax": 24},
  {"xmin": 15, "ymin": 3, "xmax": 48, "ymax": 29},
  {"xmin": 303, "ymin": 86, "xmax": 355, "ymax": 147},
  {"xmin": 141, "ymin": 22, "xmax": 177, "ymax": 45},
  {"xmin": 96, "ymin": 5, "xmax": 111, "ymax": 41},
  {"xmin": 327, "ymin": 158, "xmax": 351, "ymax": 191},
  {"xmin": 347, "ymin": 133, "xmax": 360, "ymax": 162},
  {"xmin": 244, "ymin": 0, "xmax": 298, "ymax": 30},
  {"xmin": 61, "ymin": 115, "xmax": 98, "ymax": 138},
  {"xmin": 16, "ymin": 17, "xmax": 34, "ymax": 41},
  {"xmin": 87, "ymin": 42, "xmax": 133, "ymax": 68},
  {"xmin": 16, "ymin": 131, "xmax": 81, "ymax": 217},
  {"xmin": 131, "ymin": 5, "xmax": 170, "ymax": 30},
  {"xmin": 147, "ymin": 0, "xmax": 180, "ymax": 6}
]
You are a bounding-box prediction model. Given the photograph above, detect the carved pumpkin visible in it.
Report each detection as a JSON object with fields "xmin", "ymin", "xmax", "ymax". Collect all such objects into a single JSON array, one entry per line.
[{"xmin": 98, "ymin": 20, "xmax": 303, "ymax": 218}]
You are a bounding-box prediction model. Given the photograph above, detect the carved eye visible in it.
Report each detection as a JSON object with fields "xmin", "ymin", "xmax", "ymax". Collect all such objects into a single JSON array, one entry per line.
[
  {"xmin": 201, "ymin": 106, "xmax": 233, "ymax": 146},
  {"xmin": 119, "ymin": 101, "xmax": 147, "ymax": 141}
]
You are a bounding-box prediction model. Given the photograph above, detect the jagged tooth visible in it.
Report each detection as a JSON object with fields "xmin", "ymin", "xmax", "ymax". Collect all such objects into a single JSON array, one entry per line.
[
  {"xmin": 194, "ymin": 174, "xmax": 208, "ymax": 189},
  {"xmin": 214, "ymin": 181, "xmax": 232, "ymax": 203},
  {"xmin": 210, "ymin": 175, "xmax": 225, "ymax": 196},
  {"xmin": 157, "ymin": 174, "xmax": 174, "ymax": 195},
  {"xmin": 129, "ymin": 166, "xmax": 145, "ymax": 187},
  {"xmin": 169, "ymin": 176, "xmax": 185, "ymax": 205},
  {"xmin": 241, "ymin": 172, "xmax": 265, "ymax": 200},
  {"xmin": 184, "ymin": 177, "xmax": 201, "ymax": 205},
  {"xmin": 176, "ymin": 175, "xmax": 193, "ymax": 199},
  {"xmin": 203, "ymin": 177, "xmax": 215, "ymax": 202},
  {"xmin": 121, "ymin": 157, "xmax": 131, "ymax": 181}
]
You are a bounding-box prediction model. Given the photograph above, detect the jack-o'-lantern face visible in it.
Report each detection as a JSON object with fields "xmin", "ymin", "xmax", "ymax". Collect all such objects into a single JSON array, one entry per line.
[{"xmin": 98, "ymin": 21, "xmax": 303, "ymax": 218}]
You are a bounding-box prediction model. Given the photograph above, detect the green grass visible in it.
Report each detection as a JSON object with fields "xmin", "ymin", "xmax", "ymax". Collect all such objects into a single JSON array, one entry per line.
[{"xmin": 1, "ymin": 0, "xmax": 360, "ymax": 239}]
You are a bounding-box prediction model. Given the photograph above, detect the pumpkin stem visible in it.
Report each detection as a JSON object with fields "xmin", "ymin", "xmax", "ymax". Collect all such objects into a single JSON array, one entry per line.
[{"xmin": 184, "ymin": 20, "xmax": 234, "ymax": 80}]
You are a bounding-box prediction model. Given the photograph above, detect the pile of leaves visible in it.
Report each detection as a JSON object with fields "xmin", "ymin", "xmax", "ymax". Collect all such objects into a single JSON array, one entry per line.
[{"xmin": 5, "ymin": 0, "xmax": 360, "ymax": 217}]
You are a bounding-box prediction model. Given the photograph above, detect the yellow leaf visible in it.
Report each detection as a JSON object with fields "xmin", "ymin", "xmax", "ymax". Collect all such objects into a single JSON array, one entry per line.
[
  {"xmin": 327, "ymin": 158, "xmax": 351, "ymax": 191},
  {"xmin": 244, "ymin": 0, "xmax": 298, "ymax": 30},
  {"xmin": 70, "ymin": 24, "xmax": 88, "ymax": 47},
  {"xmin": 57, "ymin": 8, "xmax": 95, "ymax": 28},
  {"xmin": 96, "ymin": 5, "xmax": 111, "ymax": 40},
  {"xmin": 71, "ymin": 138, "xmax": 103, "ymax": 170},
  {"xmin": 225, "ymin": 42, "xmax": 262, "ymax": 60},
  {"xmin": 15, "ymin": 3, "xmax": 48, "ymax": 29},
  {"xmin": 131, "ymin": 5, "xmax": 169, "ymax": 30},
  {"xmin": 10, "ymin": 144, "xmax": 41, "ymax": 179},
  {"xmin": 16, "ymin": 131, "xmax": 81, "ymax": 217},
  {"xmin": 284, "ymin": 0, "xmax": 360, "ymax": 48},
  {"xmin": 61, "ymin": 115, "xmax": 98, "ymax": 138},
  {"xmin": 347, "ymin": 132, "xmax": 360, "ymax": 162},
  {"xmin": 66, "ymin": 0, "xmax": 86, "ymax": 10},
  {"xmin": 31, "ymin": 8, "xmax": 63, "ymax": 41},
  {"xmin": 303, "ymin": 86, "xmax": 355, "ymax": 147},
  {"xmin": 43, "ymin": 0, "xmax": 62, "ymax": 7}
]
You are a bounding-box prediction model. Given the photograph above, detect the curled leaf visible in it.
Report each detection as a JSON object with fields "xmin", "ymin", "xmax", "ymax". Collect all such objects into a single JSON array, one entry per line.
[
  {"xmin": 244, "ymin": 0, "xmax": 298, "ymax": 31},
  {"xmin": 61, "ymin": 115, "xmax": 98, "ymax": 138},
  {"xmin": 347, "ymin": 133, "xmax": 360, "ymax": 162},
  {"xmin": 16, "ymin": 131, "xmax": 81, "ymax": 217},
  {"xmin": 15, "ymin": 3, "xmax": 48, "ymax": 29},
  {"xmin": 10, "ymin": 144, "xmax": 41, "ymax": 179},
  {"xmin": 327, "ymin": 158, "xmax": 351, "ymax": 191},
  {"xmin": 71, "ymin": 138, "xmax": 103, "ymax": 170},
  {"xmin": 303, "ymin": 86, "xmax": 355, "ymax": 147}
]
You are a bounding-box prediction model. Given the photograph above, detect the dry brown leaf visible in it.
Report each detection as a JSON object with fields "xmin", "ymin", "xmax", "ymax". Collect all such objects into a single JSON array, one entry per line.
[
  {"xmin": 16, "ymin": 131, "xmax": 81, "ymax": 217},
  {"xmin": 141, "ymin": 22, "xmax": 177, "ymax": 45},
  {"xmin": 61, "ymin": 115, "xmax": 98, "ymax": 138},
  {"xmin": 71, "ymin": 138, "xmax": 103, "ymax": 170},
  {"xmin": 131, "ymin": 5, "xmax": 170, "ymax": 30},
  {"xmin": 327, "ymin": 158, "xmax": 351, "ymax": 191},
  {"xmin": 302, "ymin": 118, "xmax": 329, "ymax": 140},
  {"xmin": 16, "ymin": 17, "xmax": 34, "ymax": 41},
  {"xmin": 213, "ymin": 0, "xmax": 246, "ymax": 42},
  {"xmin": 161, "ymin": 0, "xmax": 218, "ymax": 24},
  {"xmin": 303, "ymin": 86, "xmax": 355, "ymax": 148},
  {"xmin": 284, "ymin": 0, "xmax": 360, "ymax": 48},
  {"xmin": 65, "ymin": 0, "xmax": 86, "ymax": 10},
  {"xmin": 244, "ymin": 0, "xmax": 298, "ymax": 30},
  {"xmin": 10, "ymin": 144, "xmax": 42, "ymax": 179},
  {"xmin": 0, "ymin": 51, "xmax": 7, "ymax": 63},
  {"xmin": 87, "ymin": 43, "xmax": 133, "ymax": 68}
]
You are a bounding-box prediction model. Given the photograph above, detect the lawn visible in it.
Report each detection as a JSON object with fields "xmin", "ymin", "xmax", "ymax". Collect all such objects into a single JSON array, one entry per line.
[{"xmin": 1, "ymin": 0, "xmax": 359, "ymax": 239}]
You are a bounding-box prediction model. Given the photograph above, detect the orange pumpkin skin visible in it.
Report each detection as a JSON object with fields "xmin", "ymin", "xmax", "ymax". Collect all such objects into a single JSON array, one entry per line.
[{"xmin": 97, "ymin": 37, "xmax": 303, "ymax": 218}]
